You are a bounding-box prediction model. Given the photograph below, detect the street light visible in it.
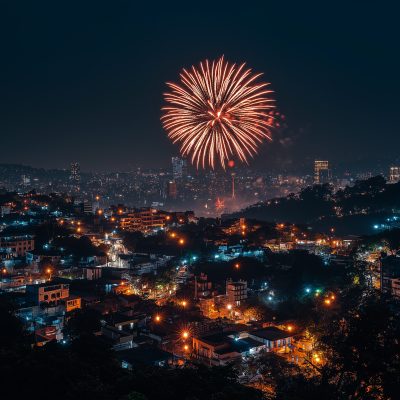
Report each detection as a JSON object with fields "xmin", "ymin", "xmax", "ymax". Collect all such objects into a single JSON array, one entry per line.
[
  {"xmin": 227, "ymin": 304, "xmax": 232, "ymax": 310},
  {"xmin": 183, "ymin": 331, "xmax": 188, "ymax": 338},
  {"xmin": 235, "ymin": 264, "xmax": 239, "ymax": 269},
  {"xmin": 182, "ymin": 301, "xmax": 187, "ymax": 307}
]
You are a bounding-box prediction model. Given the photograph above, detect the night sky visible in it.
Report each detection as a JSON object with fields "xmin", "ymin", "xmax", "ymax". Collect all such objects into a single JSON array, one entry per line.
[{"xmin": 1, "ymin": 1, "xmax": 399, "ymax": 173}]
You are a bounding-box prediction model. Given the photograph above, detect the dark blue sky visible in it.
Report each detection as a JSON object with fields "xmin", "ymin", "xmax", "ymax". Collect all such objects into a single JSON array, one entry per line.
[{"xmin": 1, "ymin": 1, "xmax": 399, "ymax": 172}]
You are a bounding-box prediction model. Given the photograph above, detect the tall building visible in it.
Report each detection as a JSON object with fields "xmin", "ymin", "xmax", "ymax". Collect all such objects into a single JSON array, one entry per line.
[
  {"xmin": 390, "ymin": 167, "xmax": 400, "ymax": 183},
  {"xmin": 172, "ymin": 157, "xmax": 187, "ymax": 179},
  {"xmin": 70, "ymin": 163, "xmax": 81, "ymax": 187},
  {"xmin": 314, "ymin": 160, "xmax": 329, "ymax": 184},
  {"xmin": 168, "ymin": 181, "xmax": 177, "ymax": 199}
]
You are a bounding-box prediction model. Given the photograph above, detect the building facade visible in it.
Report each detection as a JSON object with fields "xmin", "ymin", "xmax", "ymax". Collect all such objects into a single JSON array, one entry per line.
[
  {"xmin": 0, "ymin": 233, "xmax": 34, "ymax": 256},
  {"xmin": 314, "ymin": 160, "xmax": 329, "ymax": 184},
  {"xmin": 70, "ymin": 162, "xmax": 81, "ymax": 187}
]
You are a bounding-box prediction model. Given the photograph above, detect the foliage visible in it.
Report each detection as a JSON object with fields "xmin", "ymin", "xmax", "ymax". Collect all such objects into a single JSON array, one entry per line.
[
  {"xmin": 63, "ymin": 307, "xmax": 102, "ymax": 338},
  {"xmin": 275, "ymin": 287, "xmax": 400, "ymax": 400},
  {"xmin": 195, "ymin": 256, "xmax": 269, "ymax": 283}
]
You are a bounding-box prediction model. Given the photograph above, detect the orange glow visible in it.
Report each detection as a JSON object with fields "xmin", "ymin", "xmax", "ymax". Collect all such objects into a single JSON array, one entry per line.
[
  {"xmin": 171, "ymin": 233, "xmax": 176, "ymax": 237},
  {"xmin": 2, "ymin": 269, "xmax": 6, "ymax": 273},
  {"xmin": 77, "ymin": 228, "xmax": 81, "ymax": 232},
  {"xmin": 242, "ymin": 225, "xmax": 246, "ymax": 229},
  {"xmin": 156, "ymin": 316, "xmax": 160, "ymax": 321},
  {"xmin": 183, "ymin": 332, "xmax": 188, "ymax": 338},
  {"xmin": 331, "ymin": 295, "xmax": 335, "ymax": 300},
  {"xmin": 111, "ymin": 218, "xmax": 115, "ymax": 221},
  {"xmin": 235, "ymin": 264, "xmax": 239, "ymax": 268},
  {"xmin": 179, "ymin": 239, "xmax": 184, "ymax": 244},
  {"xmin": 182, "ymin": 301, "xmax": 187, "ymax": 307},
  {"xmin": 184, "ymin": 345, "xmax": 188, "ymax": 350},
  {"xmin": 331, "ymin": 228, "xmax": 334, "ymax": 232},
  {"xmin": 242, "ymin": 231, "xmax": 245, "ymax": 235},
  {"xmin": 162, "ymin": 56, "xmax": 274, "ymax": 170},
  {"xmin": 98, "ymin": 210, "xmax": 102, "ymax": 214},
  {"xmin": 315, "ymin": 293, "xmax": 319, "ymax": 297},
  {"xmin": 288, "ymin": 326, "xmax": 292, "ymax": 331},
  {"xmin": 60, "ymin": 220, "xmax": 63, "ymax": 224},
  {"xmin": 47, "ymin": 269, "xmax": 51, "ymax": 273},
  {"xmin": 119, "ymin": 210, "xmax": 122, "ymax": 214},
  {"xmin": 325, "ymin": 299, "xmax": 330, "ymax": 304},
  {"xmin": 228, "ymin": 160, "xmax": 235, "ymax": 167},
  {"xmin": 166, "ymin": 216, "xmax": 170, "ymax": 220}
]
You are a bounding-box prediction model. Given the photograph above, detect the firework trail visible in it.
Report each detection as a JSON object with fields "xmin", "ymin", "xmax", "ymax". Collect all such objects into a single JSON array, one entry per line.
[{"xmin": 162, "ymin": 56, "xmax": 275, "ymax": 169}]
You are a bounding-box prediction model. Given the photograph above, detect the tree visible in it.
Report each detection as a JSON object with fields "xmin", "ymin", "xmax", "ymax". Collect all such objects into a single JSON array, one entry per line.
[
  {"xmin": 63, "ymin": 307, "xmax": 102, "ymax": 339},
  {"xmin": 276, "ymin": 287, "xmax": 400, "ymax": 400}
]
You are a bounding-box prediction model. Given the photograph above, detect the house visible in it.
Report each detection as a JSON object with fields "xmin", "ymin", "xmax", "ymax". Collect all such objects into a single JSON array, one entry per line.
[
  {"xmin": 26, "ymin": 249, "xmax": 61, "ymax": 266},
  {"xmin": 247, "ymin": 326, "xmax": 293, "ymax": 351},
  {"xmin": 226, "ymin": 279, "xmax": 247, "ymax": 306},
  {"xmin": 26, "ymin": 282, "xmax": 70, "ymax": 305},
  {"xmin": 116, "ymin": 343, "xmax": 173, "ymax": 369},
  {"xmin": 192, "ymin": 329, "xmax": 265, "ymax": 365}
]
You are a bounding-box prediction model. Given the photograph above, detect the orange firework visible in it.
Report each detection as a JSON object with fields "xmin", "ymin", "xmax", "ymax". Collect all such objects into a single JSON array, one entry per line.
[{"xmin": 162, "ymin": 56, "xmax": 274, "ymax": 169}]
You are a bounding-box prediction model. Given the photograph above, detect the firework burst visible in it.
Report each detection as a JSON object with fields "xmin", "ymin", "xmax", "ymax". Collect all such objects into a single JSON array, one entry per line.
[{"xmin": 162, "ymin": 56, "xmax": 275, "ymax": 169}]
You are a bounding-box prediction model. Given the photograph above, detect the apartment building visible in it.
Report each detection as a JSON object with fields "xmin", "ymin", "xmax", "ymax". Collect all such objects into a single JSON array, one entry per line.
[{"xmin": 0, "ymin": 233, "xmax": 35, "ymax": 256}]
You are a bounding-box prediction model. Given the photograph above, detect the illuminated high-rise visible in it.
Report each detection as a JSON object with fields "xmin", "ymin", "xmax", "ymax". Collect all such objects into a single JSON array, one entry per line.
[
  {"xmin": 70, "ymin": 163, "xmax": 81, "ymax": 187},
  {"xmin": 314, "ymin": 160, "xmax": 329, "ymax": 184},
  {"xmin": 168, "ymin": 180, "xmax": 177, "ymax": 199},
  {"xmin": 390, "ymin": 167, "xmax": 400, "ymax": 183},
  {"xmin": 172, "ymin": 157, "xmax": 187, "ymax": 179}
]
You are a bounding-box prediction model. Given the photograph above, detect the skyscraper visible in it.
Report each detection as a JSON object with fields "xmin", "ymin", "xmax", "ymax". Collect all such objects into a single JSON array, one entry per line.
[
  {"xmin": 172, "ymin": 157, "xmax": 187, "ymax": 179},
  {"xmin": 70, "ymin": 163, "xmax": 81, "ymax": 187},
  {"xmin": 390, "ymin": 167, "xmax": 400, "ymax": 183},
  {"xmin": 314, "ymin": 160, "xmax": 329, "ymax": 184},
  {"xmin": 168, "ymin": 181, "xmax": 177, "ymax": 199}
]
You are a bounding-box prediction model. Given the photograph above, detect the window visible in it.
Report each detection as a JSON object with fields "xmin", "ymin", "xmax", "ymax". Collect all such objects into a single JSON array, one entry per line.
[
  {"xmin": 283, "ymin": 339, "xmax": 286, "ymax": 346},
  {"xmin": 278, "ymin": 340, "xmax": 281, "ymax": 347},
  {"xmin": 51, "ymin": 293, "xmax": 56, "ymax": 299},
  {"xmin": 44, "ymin": 295, "xmax": 48, "ymax": 301},
  {"xmin": 56, "ymin": 292, "xmax": 60, "ymax": 298}
]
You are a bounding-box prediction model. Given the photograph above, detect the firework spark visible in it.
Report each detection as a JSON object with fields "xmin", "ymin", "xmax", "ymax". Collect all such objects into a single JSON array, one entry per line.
[{"xmin": 162, "ymin": 56, "xmax": 275, "ymax": 169}]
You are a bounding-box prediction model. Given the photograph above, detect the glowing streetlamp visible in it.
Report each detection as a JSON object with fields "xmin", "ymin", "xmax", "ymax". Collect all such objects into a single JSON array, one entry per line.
[
  {"xmin": 182, "ymin": 301, "xmax": 187, "ymax": 307},
  {"xmin": 227, "ymin": 304, "xmax": 232, "ymax": 310},
  {"xmin": 156, "ymin": 316, "xmax": 160, "ymax": 322},
  {"xmin": 235, "ymin": 264, "xmax": 239, "ymax": 269},
  {"xmin": 183, "ymin": 331, "xmax": 188, "ymax": 338}
]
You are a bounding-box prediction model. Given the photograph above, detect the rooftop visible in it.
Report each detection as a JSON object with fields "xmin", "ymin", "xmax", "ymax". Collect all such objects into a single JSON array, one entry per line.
[
  {"xmin": 115, "ymin": 343, "xmax": 173, "ymax": 366},
  {"xmin": 250, "ymin": 326, "xmax": 292, "ymax": 341}
]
